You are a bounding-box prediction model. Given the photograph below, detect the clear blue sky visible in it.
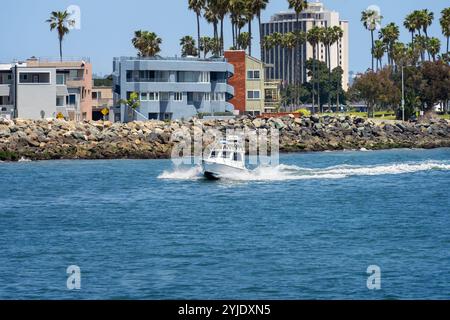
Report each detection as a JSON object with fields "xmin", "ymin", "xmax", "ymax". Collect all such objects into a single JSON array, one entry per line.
[{"xmin": 1, "ymin": 0, "xmax": 448, "ymax": 76}]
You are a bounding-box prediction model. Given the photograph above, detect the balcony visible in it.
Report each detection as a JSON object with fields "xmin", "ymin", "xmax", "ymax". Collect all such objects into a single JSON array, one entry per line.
[
  {"xmin": 66, "ymin": 77, "xmax": 85, "ymax": 87},
  {"xmin": 93, "ymin": 98, "xmax": 114, "ymax": 109},
  {"xmin": 66, "ymin": 104, "xmax": 78, "ymax": 111}
]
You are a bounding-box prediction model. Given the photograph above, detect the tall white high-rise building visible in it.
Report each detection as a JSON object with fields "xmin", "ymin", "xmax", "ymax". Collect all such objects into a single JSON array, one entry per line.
[{"xmin": 262, "ymin": 1, "xmax": 349, "ymax": 91}]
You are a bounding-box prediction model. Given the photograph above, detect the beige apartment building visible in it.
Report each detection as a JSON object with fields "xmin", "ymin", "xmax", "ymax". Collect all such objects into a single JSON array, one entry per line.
[
  {"xmin": 262, "ymin": 1, "xmax": 349, "ymax": 91},
  {"xmin": 92, "ymin": 86, "xmax": 114, "ymax": 121}
]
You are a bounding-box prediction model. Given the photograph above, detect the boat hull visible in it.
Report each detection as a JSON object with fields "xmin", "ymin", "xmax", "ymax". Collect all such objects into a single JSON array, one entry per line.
[{"xmin": 203, "ymin": 161, "xmax": 246, "ymax": 180}]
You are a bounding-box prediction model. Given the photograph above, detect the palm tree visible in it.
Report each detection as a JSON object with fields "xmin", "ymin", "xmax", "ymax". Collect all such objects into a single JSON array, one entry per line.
[
  {"xmin": 372, "ymin": 40, "xmax": 386, "ymax": 70},
  {"xmin": 410, "ymin": 10, "xmax": 423, "ymax": 36},
  {"xmin": 392, "ymin": 42, "xmax": 407, "ymax": 69},
  {"xmin": 282, "ymin": 32, "xmax": 298, "ymax": 89},
  {"xmin": 46, "ymin": 11, "xmax": 74, "ymax": 62},
  {"xmin": 188, "ymin": 0, "xmax": 206, "ymax": 58},
  {"xmin": 361, "ymin": 9, "xmax": 382, "ymax": 70},
  {"xmin": 132, "ymin": 31, "xmax": 162, "ymax": 57},
  {"xmin": 405, "ymin": 42, "xmax": 421, "ymax": 66},
  {"xmin": 229, "ymin": 0, "xmax": 246, "ymax": 48},
  {"xmin": 332, "ymin": 26, "xmax": 344, "ymax": 110},
  {"xmin": 288, "ymin": 0, "xmax": 309, "ymax": 89},
  {"xmin": 307, "ymin": 26, "xmax": 321, "ymax": 113},
  {"xmin": 404, "ymin": 13, "xmax": 418, "ymax": 47},
  {"xmin": 440, "ymin": 8, "xmax": 450, "ymax": 54},
  {"xmin": 418, "ymin": 9, "xmax": 434, "ymax": 60},
  {"xmin": 236, "ymin": 14, "xmax": 248, "ymax": 46},
  {"xmin": 204, "ymin": 4, "xmax": 219, "ymax": 42},
  {"xmin": 427, "ymin": 37, "xmax": 441, "ymax": 61},
  {"xmin": 251, "ymin": 0, "xmax": 269, "ymax": 62},
  {"xmin": 414, "ymin": 35, "xmax": 428, "ymax": 62},
  {"xmin": 237, "ymin": 32, "xmax": 251, "ymax": 51},
  {"xmin": 215, "ymin": 0, "xmax": 230, "ymax": 55},
  {"xmin": 199, "ymin": 37, "xmax": 211, "ymax": 58},
  {"xmin": 242, "ymin": 0, "xmax": 254, "ymax": 55},
  {"xmin": 119, "ymin": 92, "xmax": 140, "ymax": 121},
  {"xmin": 321, "ymin": 27, "xmax": 335, "ymax": 111},
  {"xmin": 379, "ymin": 23, "xmax": 400, "ymax": 66},
  {"xmin": 180, "ymin": 36, "xmax": 198, "ymax": 57}
]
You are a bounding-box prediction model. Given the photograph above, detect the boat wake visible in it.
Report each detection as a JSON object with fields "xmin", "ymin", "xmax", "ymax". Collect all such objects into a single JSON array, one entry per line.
[{"xmin": 158, "ymin": 161, "xmax": 450, "ymax": 182}]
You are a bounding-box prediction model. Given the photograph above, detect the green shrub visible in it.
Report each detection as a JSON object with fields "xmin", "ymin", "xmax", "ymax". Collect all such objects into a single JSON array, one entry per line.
[
  {"xmin": 295, "ymin": 108, "xmax": 311, "ymax": 117},
  {"xmin": 0, "ymin": 151, "xmax": 19, "ymax": 161}
]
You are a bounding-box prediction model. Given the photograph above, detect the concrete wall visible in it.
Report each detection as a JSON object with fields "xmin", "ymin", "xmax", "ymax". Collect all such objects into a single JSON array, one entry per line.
[{"xmin": 16, "ymin": 67, "xmax": 57, "ymax": 119}]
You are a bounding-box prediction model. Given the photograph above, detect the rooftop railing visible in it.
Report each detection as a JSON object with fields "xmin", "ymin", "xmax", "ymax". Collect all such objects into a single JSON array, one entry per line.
[
  {"xmin": 115, "ymin": 56, "xmax": 226, "ymax": 62},
  {"xmin": 28, "ymin": 57, "xmax": 91, "ymax": 63}
]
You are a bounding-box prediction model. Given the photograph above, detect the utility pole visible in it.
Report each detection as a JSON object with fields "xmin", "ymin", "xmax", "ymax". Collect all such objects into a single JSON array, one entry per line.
[
  {"xmin": 401, "ymin": 66, "xmax": 405, "ymax": 122},
  {"xmin": 14, "ymin": 64, "xmax": 18, "ymax": 119}
]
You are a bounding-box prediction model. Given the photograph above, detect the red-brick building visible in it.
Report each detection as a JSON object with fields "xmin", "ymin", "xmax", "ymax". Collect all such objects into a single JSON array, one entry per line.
[{"xmin": 224, "ymin": 51, "xmax": 247, "ymax": 114}]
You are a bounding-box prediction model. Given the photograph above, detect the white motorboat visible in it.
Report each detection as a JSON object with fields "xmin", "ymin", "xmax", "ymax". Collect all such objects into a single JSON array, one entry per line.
[{"xmin": 202, "ymin": 135, "xmax": 247, "ymax": 180}]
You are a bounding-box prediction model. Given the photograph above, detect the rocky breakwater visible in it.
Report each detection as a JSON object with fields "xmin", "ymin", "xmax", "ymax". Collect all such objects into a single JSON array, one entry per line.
[{"xmin": 0, "ymin": 115, "xmax": 449, "ymax": 161}]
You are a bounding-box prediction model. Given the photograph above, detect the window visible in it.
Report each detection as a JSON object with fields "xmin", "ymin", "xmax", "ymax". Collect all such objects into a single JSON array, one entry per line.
[
  {"xmin": 211, "ymin": 92, "xmax": 225, "ymax": 101},
  {"xmin": 211, "ymin": 151, "xmax": 217, "ymax": 158},
  {"xmin": 148, "ymin": 92, "xmax": 159, "ymax": 101},
  {"xmin": 19, "ymin": 72, "xmax": 50, "ymax": 84},
  {"xmin": 56, "ymin": 96, "xmax": 65, "ymax": 107},
  {"xmin": 247, "ymin": 90, "xmax": 261, "ymax": 100},
  {"xmin": 193, "ymin": 92, "xmax": 208, "ymax": 102},
  {"xmin": 140, "ymin": 92, "xmax": 149, "ymax": 101},
  {"xmin": 126, "ymin": 70, "xmax": 134, "ymax": 82},
  {"xmin": 148, "ymin": 113, "xmax": 159, "ymax": 120},
  {"xmin": 127, "ymin": 70, "xmax": 170, "ymax": 82},
  {"xmin": 247, "ymin": 70, "xmax": 261, "ymax": 80},
  {"xmin": 159, "ymin": 92, "xmax": 169, "ymax": 101},
  {"xmin": 199, "ymin": 72, "xmax": 210, "ymax": 83},
  {"xmin": 68, "ymin": 69, "xmax": 82, "ymax": 80},
  {"xmin": 174, "ymin": 92, "xmax": 183, "ymax": 101},
  {"xmin": 177, "ymin": 71, "xmax": 199, "ymax": 83},
  {"xmin": 211, "ymin": 72, "xmax": 226, "ymax": 83},
  {"xmin": 68, "ymin": 94, "xmax": 76, "ymax": 106}
]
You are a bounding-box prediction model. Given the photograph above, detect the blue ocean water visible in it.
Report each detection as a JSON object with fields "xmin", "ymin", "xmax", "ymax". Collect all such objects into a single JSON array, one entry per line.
[{"xmin": 0, "ymin": 148, "xmax": 449, "ymax": 300}]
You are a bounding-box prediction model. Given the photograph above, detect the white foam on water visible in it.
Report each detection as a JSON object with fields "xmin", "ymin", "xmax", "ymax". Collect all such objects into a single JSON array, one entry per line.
[
  {"xmin": 158, "ymin": 161, "xmax": 450, "ymax": 182},
  {"xmin": 158, "ymin": 166, "xmax": 203, "ymax": 180}
]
